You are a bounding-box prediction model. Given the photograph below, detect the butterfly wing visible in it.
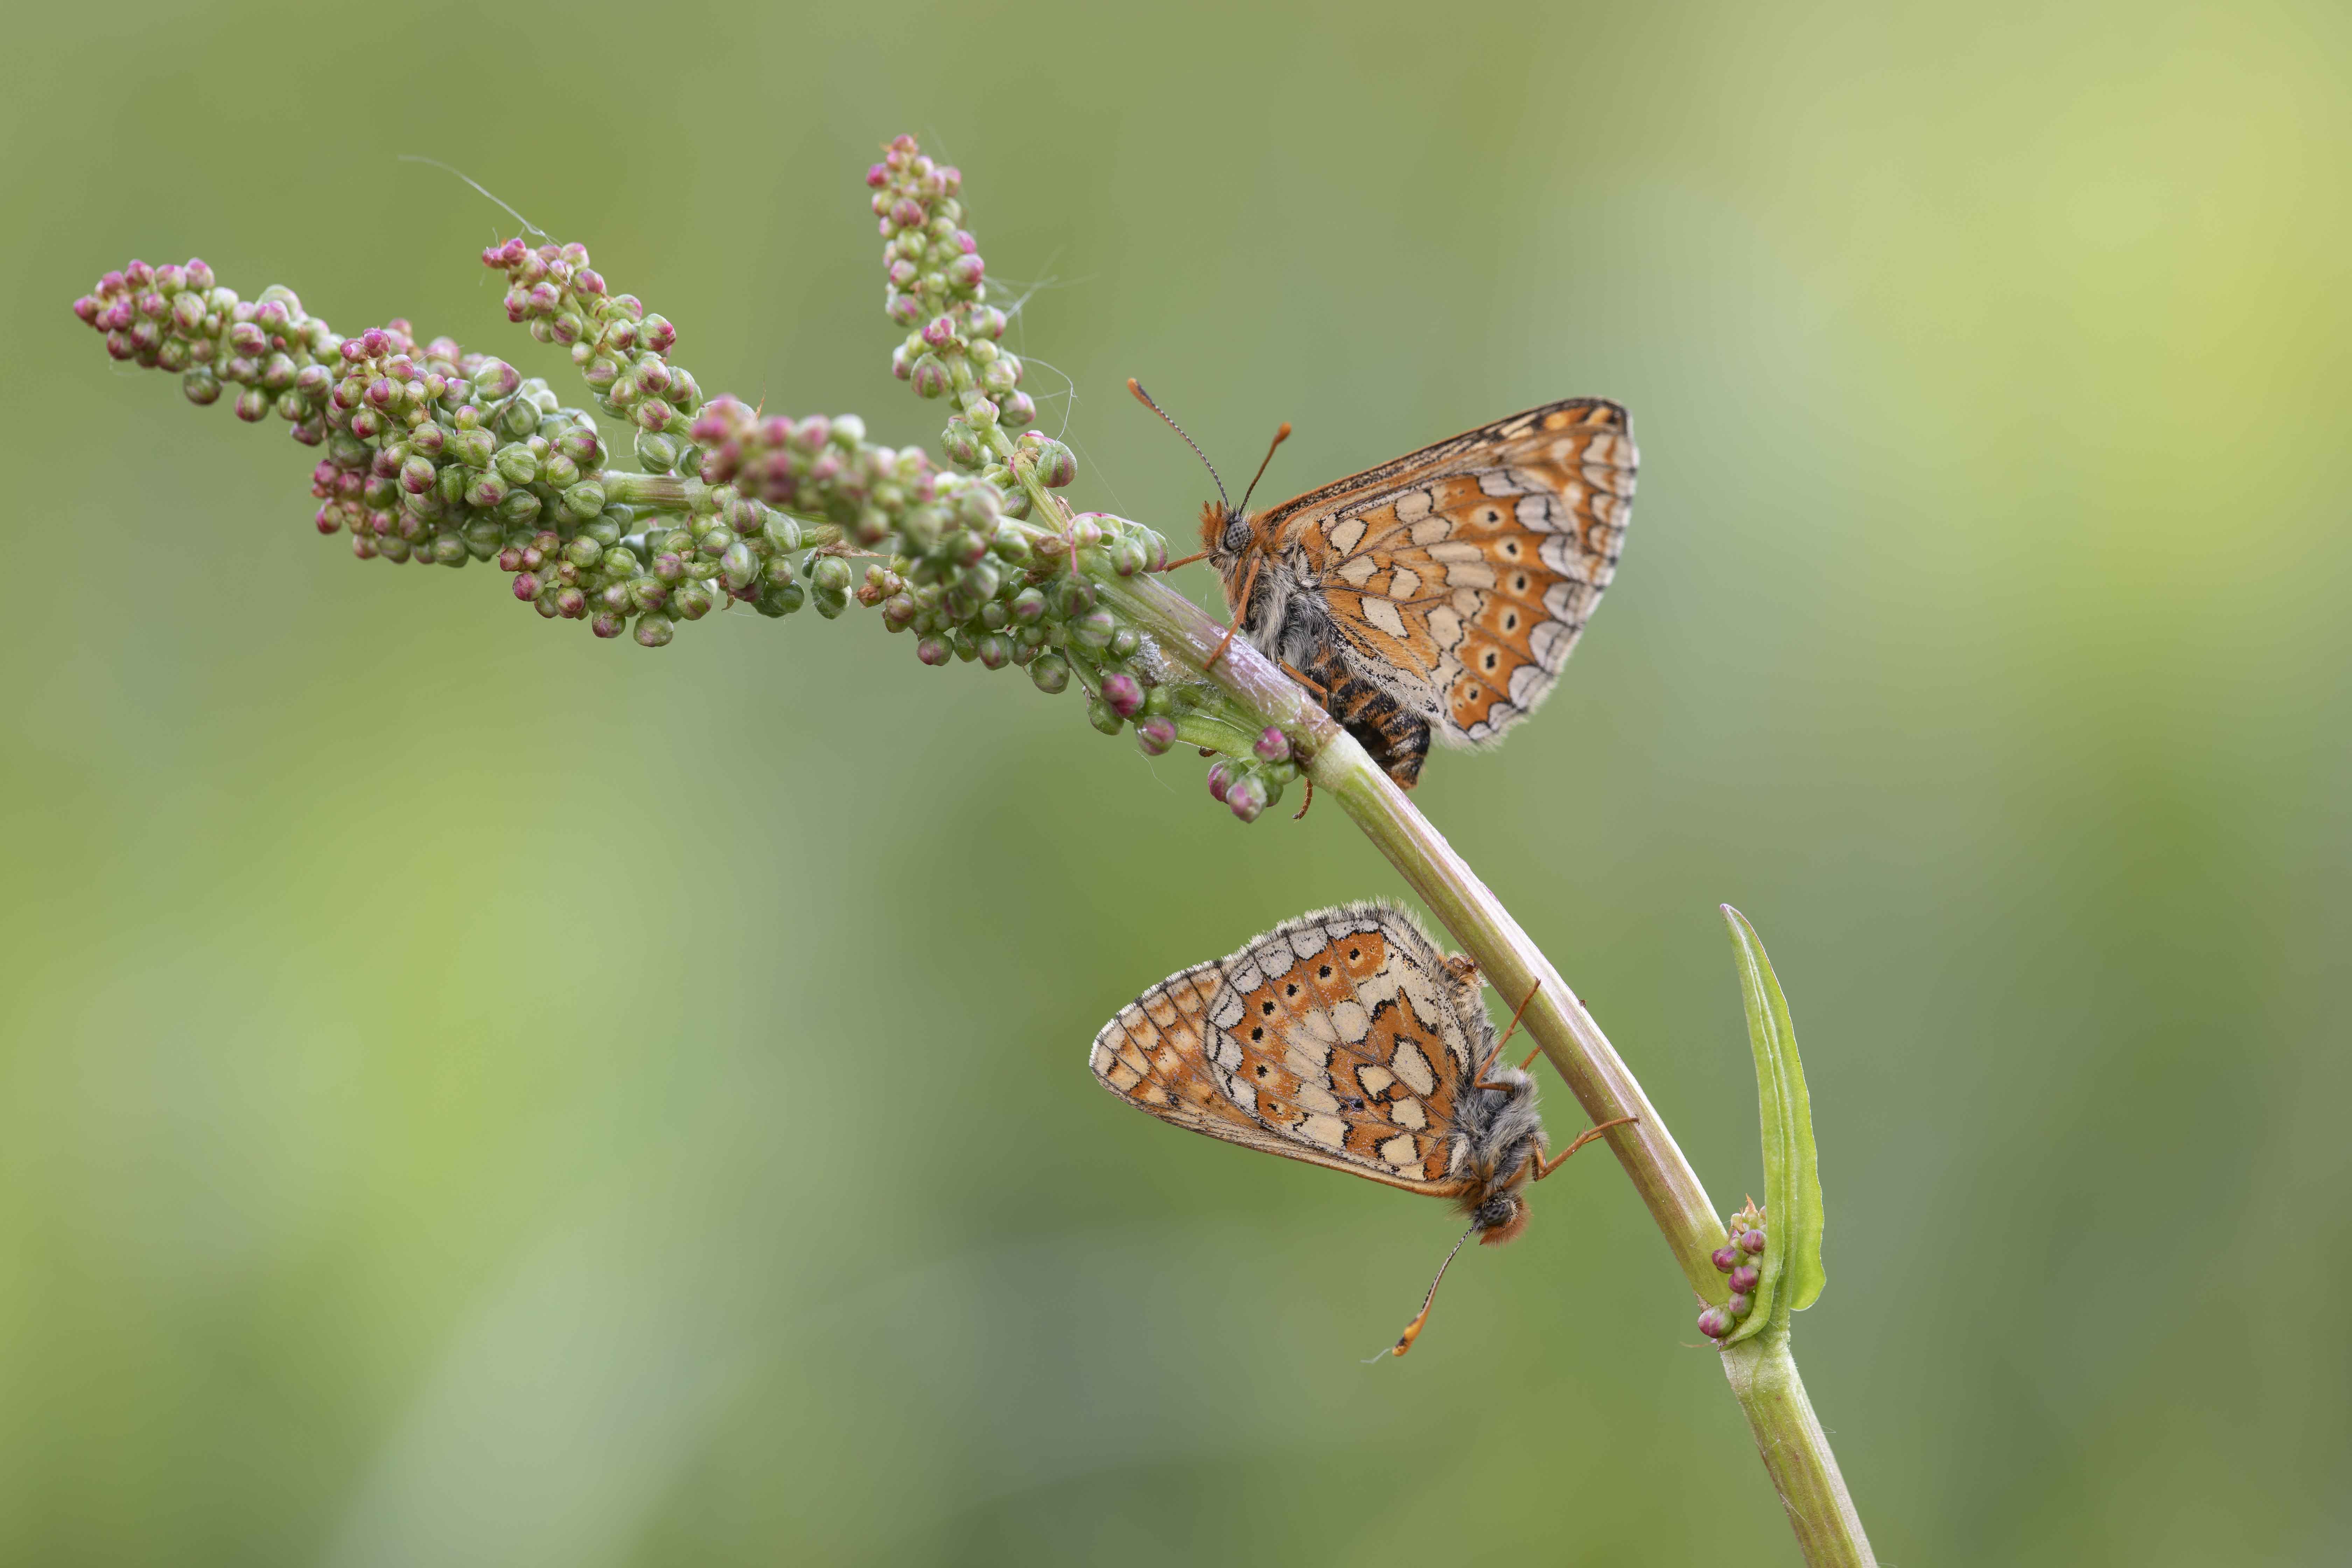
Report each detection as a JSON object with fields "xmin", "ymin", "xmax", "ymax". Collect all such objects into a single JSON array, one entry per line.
[
  {"xmin": 1089, "ymin": 902, "xmax": 1492, "ymax": 1196},
  {"xmin": 1258, "ymin": 398, "xmax": 1635, "ymax": 749}
]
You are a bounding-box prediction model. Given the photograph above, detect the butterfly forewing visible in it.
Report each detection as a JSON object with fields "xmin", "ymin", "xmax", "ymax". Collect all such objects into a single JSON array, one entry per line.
[
  {"xmin": 1258, "ymin": 398, "xmax": 1634, "ymax": 751},
  {"xmin": 1089, "ymin": 903, "xmax": 1492, "ymax": 1195}
]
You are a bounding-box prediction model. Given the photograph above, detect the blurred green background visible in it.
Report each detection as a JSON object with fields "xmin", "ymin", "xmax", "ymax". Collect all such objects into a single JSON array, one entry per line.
[{"xmin": 4, "ymin": 1, "xmax": 2347, "ymax": 1562}]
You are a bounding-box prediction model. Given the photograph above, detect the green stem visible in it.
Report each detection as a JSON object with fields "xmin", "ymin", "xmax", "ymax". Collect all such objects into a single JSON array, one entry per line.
[
  {"xmin": 1721, "ymin": 1329, "xmax": 1876, "ymax": 1566},
  {"xmin": 1096, "ymin": 566, "xmax": 1875, "ymax": 1568},
  {"xmin": 601, "ymin": 470, "xmax": 700, "ymax": 510}
]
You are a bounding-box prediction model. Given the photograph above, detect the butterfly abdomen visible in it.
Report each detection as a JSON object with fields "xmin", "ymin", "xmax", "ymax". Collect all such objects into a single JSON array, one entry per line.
[{"xmin": 1299, "ymin": 645, "xmax": 1432, "ymax": 790}]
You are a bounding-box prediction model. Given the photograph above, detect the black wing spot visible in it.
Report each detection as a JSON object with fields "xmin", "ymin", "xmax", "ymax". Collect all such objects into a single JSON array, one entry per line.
[
  {"xmin": 1318, "ymin": 964, "xmax": 1334, "ymax": 978},
  {"xmin": 1284, "ymin": 982, "xmax": 1300, "ymax": 997},
  {"xmin": 1502, "ymin": 540, "xmax": 1520, "ymax": 558},
  {"xmin": 1503, "ymin": 612, "xmax": 1519, "ymax": 631},
  {"xmin": 1482, "ymin": 651, "xmax": 1499, "ymax": 671},
  {"xmin": 1250, "ymin": 1026, "xmax": 1265, "ymax": 1042},
  {"xmin": 1512, "ymin": 573, "xmax": 1529, "ymax": 592},
  {"xmin": 1254, "ymin": 1063, "xmax": 1268, "ymax": 1077},
  {"xmin": 1347, "ymin": 946, "xmax": 1362, "ymax": 961},
  {"xmin": 1261, "ymin": 1000, "xmax": 1276, "ymax": 1015}
]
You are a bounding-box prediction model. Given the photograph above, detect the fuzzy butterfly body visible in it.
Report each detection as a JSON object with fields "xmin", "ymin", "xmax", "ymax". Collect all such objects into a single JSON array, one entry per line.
[
  {"xmin": 1202, "ymin": 399, "xmax": 1637, "ymax": 789},
  {"xmin": 1089, "ymin": 902, "xmax": 1550, "ymax": 1243}
]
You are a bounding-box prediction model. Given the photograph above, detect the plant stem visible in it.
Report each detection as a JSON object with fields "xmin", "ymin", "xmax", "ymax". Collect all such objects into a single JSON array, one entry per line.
[
  {"xmin": 1721, "ymin": 1329, "xmax": 1877, "ymax": 1566},
  {"xmin": 1098, "ymin": 566, "xmax": 1876, "ymax": 1567}
]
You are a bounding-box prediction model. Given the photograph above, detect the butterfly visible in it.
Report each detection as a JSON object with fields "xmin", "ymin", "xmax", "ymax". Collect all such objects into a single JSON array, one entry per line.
[
  {"xmin": 1088, "ymin": 901, "xmax": 1632, "ymax": 1356},
  {"xmin": 1130, "ymin": 384, "xmax": 1637, "ymax": 789}
]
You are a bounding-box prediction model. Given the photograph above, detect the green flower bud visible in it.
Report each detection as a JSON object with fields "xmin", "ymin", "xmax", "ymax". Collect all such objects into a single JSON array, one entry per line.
[
  {"xmin": 1029, "ymin": 653, "xmax": 1070, "ymax": 694},
  {"xmin": 636, "ymin": 431, "xmax": 680, "ymax": 472},
  {"xmin": 938, "ymin": 419, "xmax": 981, "ymax": 470},
  {"xmin": 493, "ymin": 443, "xmax": 540, "ymax": 485},
  {"xmin": 720, "ymin": 541, "xmax": 757, "ymax": 591},
  {"xmin": 957, "ymin": 559, "xmax": 1001, "ymax": 602},
  {"xmin": 1019, "ymin": 436, "xmax": 1076, "ymax": 488},
  {"xmin": 449, "ymin": 428, "xmax": 497, "ymax": 469}
]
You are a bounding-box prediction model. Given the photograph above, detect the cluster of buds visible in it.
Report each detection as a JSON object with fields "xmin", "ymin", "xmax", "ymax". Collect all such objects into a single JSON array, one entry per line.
[
  {"xmin": 1698, "ymin": 1200, "xmax": 1769, "ymax": 1340},
  {"xmin": 865, "ymin": 495, "xmax": 1191, "ymax": 741},
  {"xmin": 481, "ymin": 238, "xmax": 702, "ymax": 477},
  {"xmin": 694, "ymin": 396, "xmax": 938, "ymax": 558},
  {"xmin": 868, "ymin": 134, "xmax": 1043, "ymax": 504},
  {"xmin": 1205, "ymin": 726, "xmax": 1305, "ymax": 823},
  {"xmin": 68, "ymin": 136, "xmax": 1310, "ymax": 822},
  {"xmin": 74, "ymin": 260, "xmax": 337, "ymax": 438},
  {"xmin": 866, "ymin": 134, "xmax": 1306, "ymax": 818},
  {"xmin": 72, "ymin": 247, "xmax": 820, "ymax": 648}
]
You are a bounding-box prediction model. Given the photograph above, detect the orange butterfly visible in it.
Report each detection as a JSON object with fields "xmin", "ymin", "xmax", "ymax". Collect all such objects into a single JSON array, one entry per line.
[
  {"xmin": 1133, "ymin": 385, "xmax": 1637, "ymax": 789},
  {"xmin": 1090, "ymin": 902, "xmax": 1632, "ymax": 1356}
]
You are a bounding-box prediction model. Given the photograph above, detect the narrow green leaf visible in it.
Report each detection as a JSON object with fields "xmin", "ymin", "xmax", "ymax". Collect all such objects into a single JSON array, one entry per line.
[{"xmin": 1720, "ymin": 905, "xmax": 1827, "ymax": 1344}]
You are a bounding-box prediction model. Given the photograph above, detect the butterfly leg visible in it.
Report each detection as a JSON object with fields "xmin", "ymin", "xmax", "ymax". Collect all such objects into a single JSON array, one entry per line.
[
  {"xmin": 1474, "ymin": 979, "xmax": 1546, "ymax": 1090},
  {"xmin": 1209, "ymin": 552, "xmax": 1262, "ymax": 666},
  {"xmin": 1279, "ymin": 660, "xmax": 1328, "ymax": 698},
  {"xmin": 1530, "ymin": 1116, "xmax": 1639, "ymax": 1180}
]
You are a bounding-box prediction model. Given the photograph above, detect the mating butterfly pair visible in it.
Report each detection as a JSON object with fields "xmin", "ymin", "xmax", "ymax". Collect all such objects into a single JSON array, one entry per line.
[
  {"xmin": 1091, "ymin": 903, "xmax": 1632, "ymax": 1356},
  {"xmin": 1139, "ymin": 387, "xmax": 1638, "ymax": 789}
]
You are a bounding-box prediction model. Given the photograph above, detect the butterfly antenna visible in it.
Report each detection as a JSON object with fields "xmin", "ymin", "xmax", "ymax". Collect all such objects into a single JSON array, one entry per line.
[
  {"xmin": 1127, "ymin": 378, "xmax": 1228, "ymax": 511},
  {"xmin": 1236, "ymin": 421, "xmax": 1293, "ymax": 514},
  {"xmin": 1365, "ymin": 1221, "xmax": 1479, "ymax": 1363}
]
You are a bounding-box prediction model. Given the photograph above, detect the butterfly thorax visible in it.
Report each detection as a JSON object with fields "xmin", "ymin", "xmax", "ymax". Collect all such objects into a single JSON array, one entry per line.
[
  {"xmin": 1456, "ymin": 1060, "xmax": 1547, "ymax": 1246},
  {"xmin": 1202, "ymin": 502, "xmax": 1331, "ymax": 669}
]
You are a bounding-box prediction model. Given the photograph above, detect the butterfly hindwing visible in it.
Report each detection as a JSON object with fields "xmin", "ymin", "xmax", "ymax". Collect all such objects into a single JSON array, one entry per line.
[
  {"xmin": 1258, "ymin": 398, "xmax": 1635, "ymax": 752},
  {"xmin": 1089, "ymin": 902, "xmax": 1495, "ymax": 1195}
]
